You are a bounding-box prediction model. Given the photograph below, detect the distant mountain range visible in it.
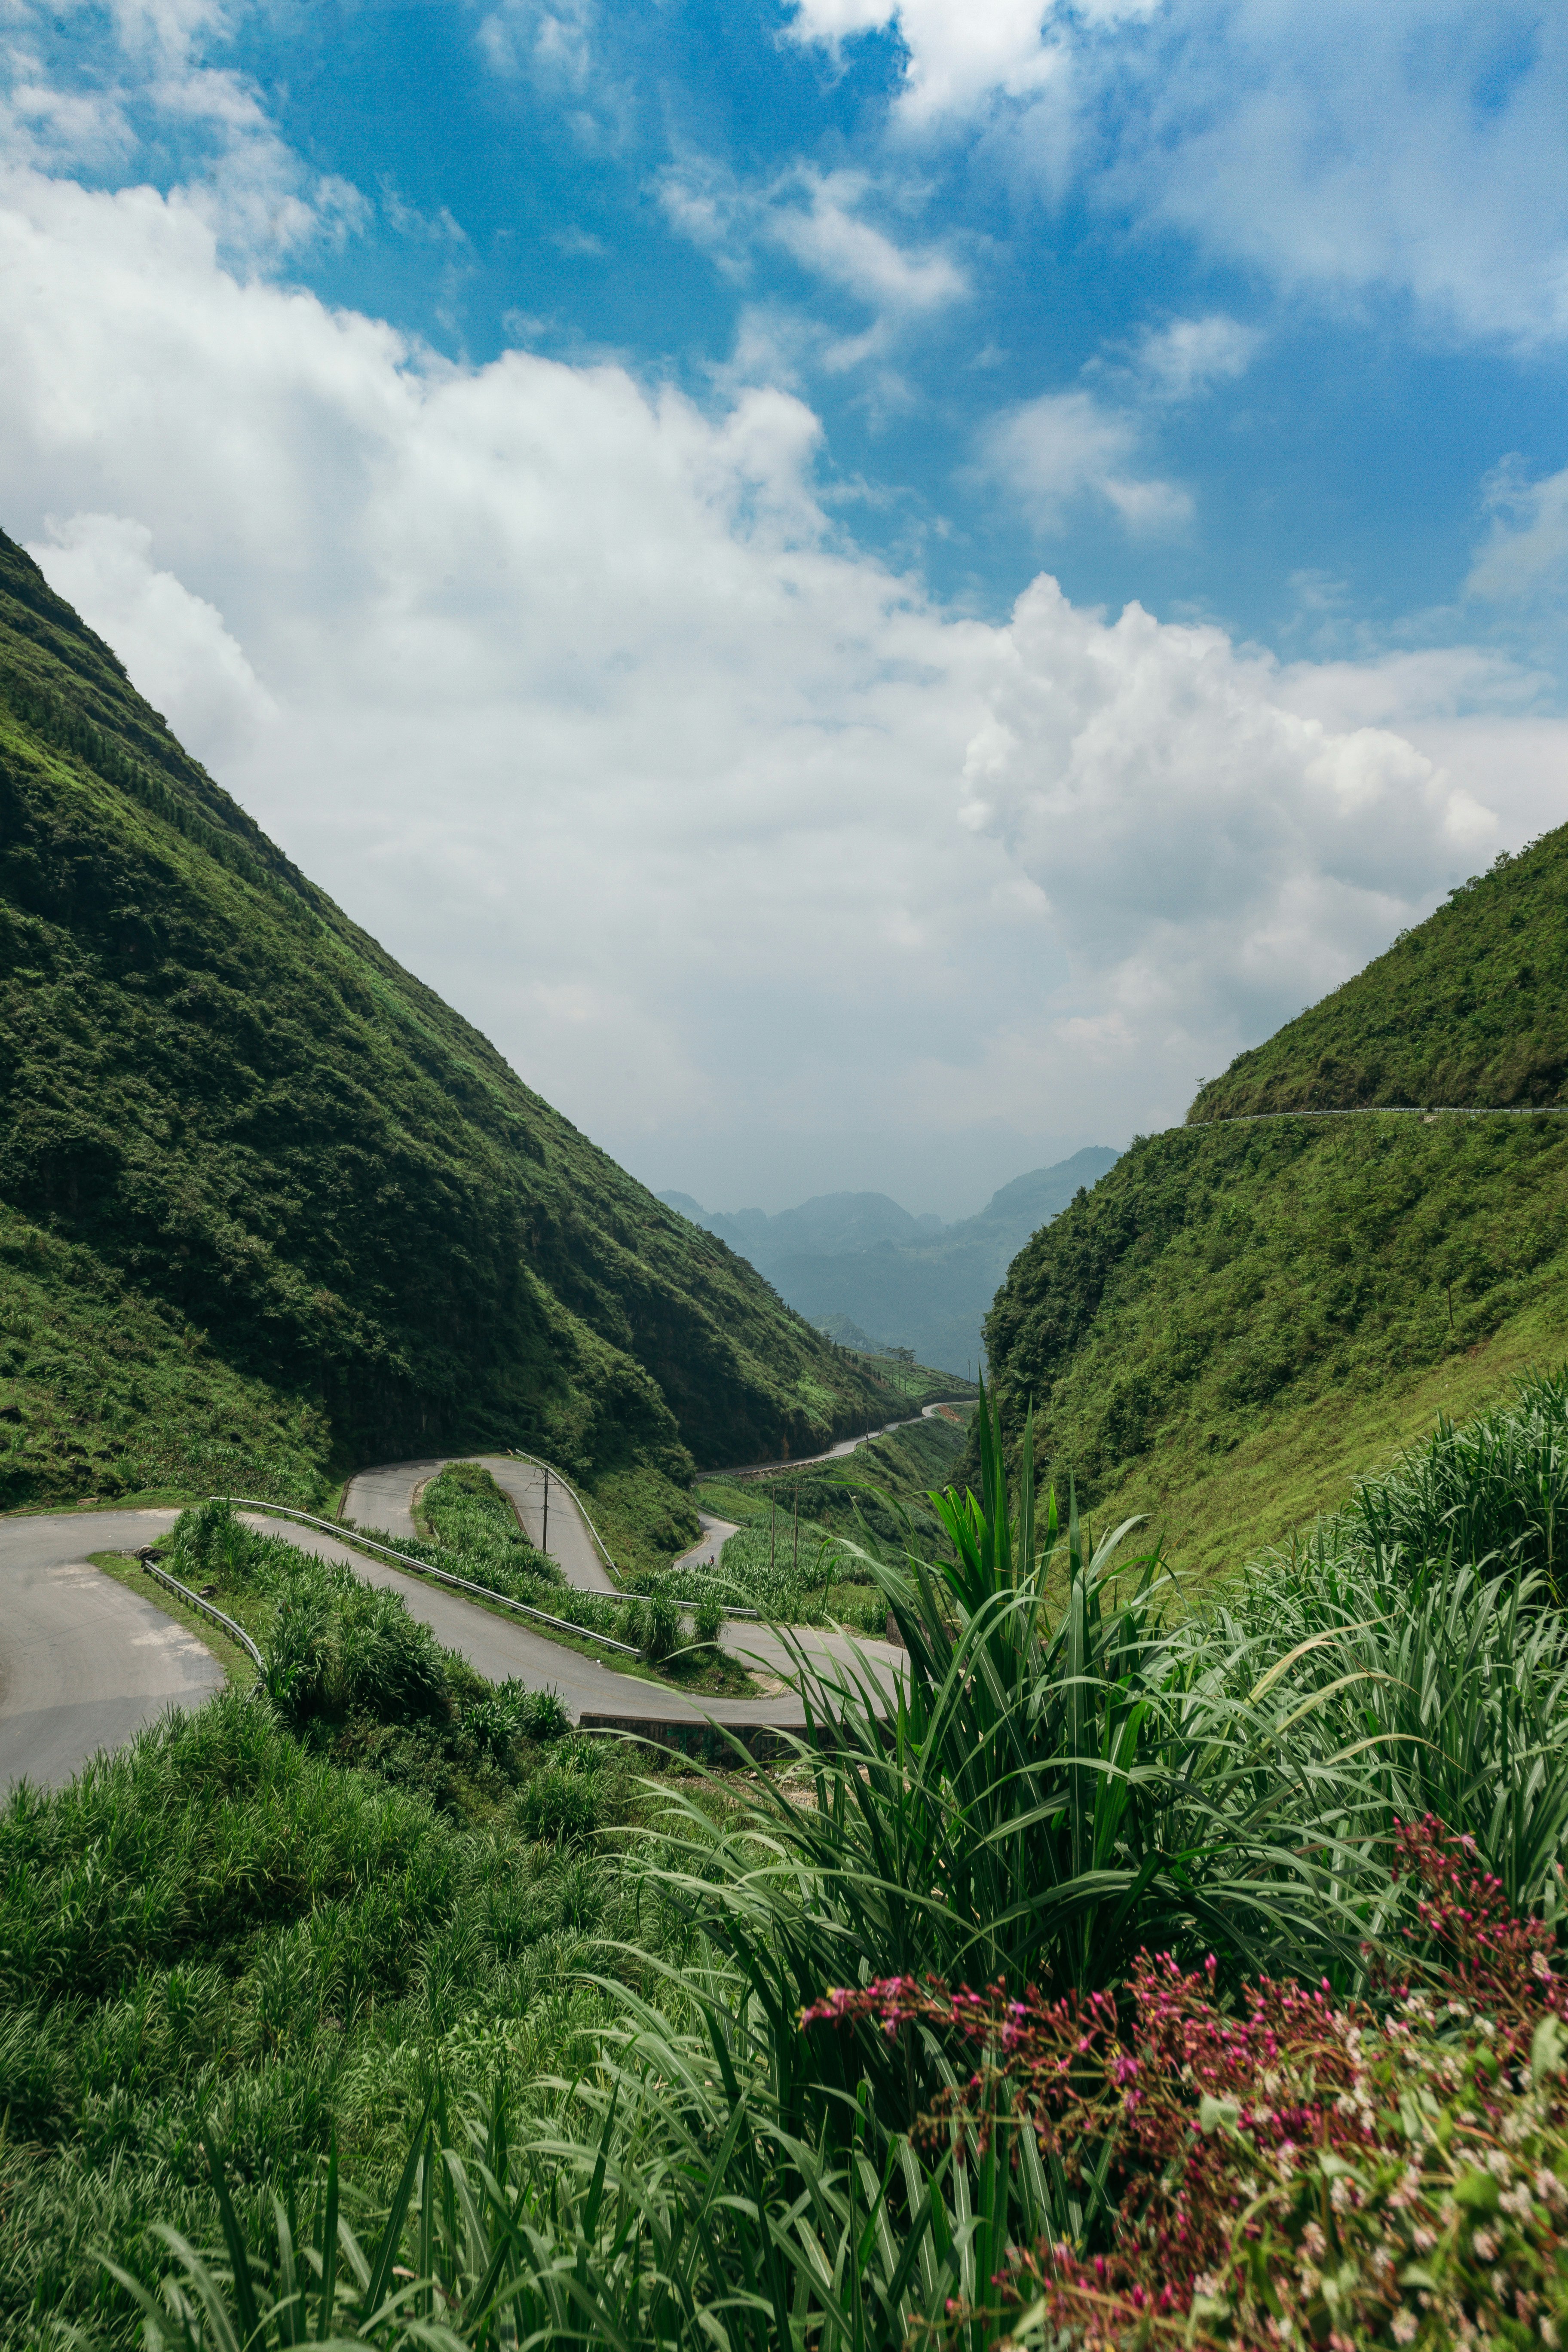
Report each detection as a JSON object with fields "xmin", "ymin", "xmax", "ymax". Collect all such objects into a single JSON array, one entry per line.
[{"xmin": 659, "ymin": 1147, "xmax": 1120, "ymax": 1375}]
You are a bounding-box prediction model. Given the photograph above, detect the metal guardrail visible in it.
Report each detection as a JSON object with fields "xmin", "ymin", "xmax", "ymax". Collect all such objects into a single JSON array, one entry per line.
[
  {"xmin": 225, "ymin": 1498, "xmax": 641, "ymax": 1657},
  {"xmin": 140, "ymin": 1556, "xmax": 266, "ymax": 1674}
]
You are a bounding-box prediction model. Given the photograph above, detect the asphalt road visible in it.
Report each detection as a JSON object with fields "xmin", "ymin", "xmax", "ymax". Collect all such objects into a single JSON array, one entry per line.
[
  {"xmin": 342, "ymin": 1453, "xmax": 616, "ymax": 1593},
  {"xmin": 711, "ymin": 1396, "xmax": 974, "ymax": 1480},
  {"xmin": 0, "ymin": 1506, "xmax": 219, "ymax": 1791},
  {"xmin": 0, "ymin": 1501, "xmax": 900, "ymax": 1790}
]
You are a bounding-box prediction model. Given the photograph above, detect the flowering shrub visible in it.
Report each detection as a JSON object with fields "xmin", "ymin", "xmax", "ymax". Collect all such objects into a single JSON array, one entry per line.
[{"xmin": 802, "ymin": 1819, "xmax": 1568, "ymax": 2349}]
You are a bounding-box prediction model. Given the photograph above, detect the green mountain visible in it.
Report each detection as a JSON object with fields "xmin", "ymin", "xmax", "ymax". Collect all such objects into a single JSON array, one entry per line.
[
  {"xmin": 0, "ymin": 528, "xmax": 892, "ymax": 1551},
  {"xmin": 662, "ymin": 1147, "xmax": 1119, "ymax": 1375},
  {"xmin": 983, "ymin": 825, "xmax": 1568, "ymax": 1585},
  {"xmin": 1190, "ymin": 831, "xmax": 1568, "ymax": 1120}
]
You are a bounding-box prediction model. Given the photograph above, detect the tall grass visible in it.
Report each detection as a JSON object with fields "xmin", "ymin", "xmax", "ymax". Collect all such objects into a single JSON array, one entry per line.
[
  {"xmin": 1351, "ymin": 1362, "xmax": 1567, "ymax": 1593},
  {"xmin": 110, "ymin": 2002, "xmax": 1041, "ymax": 2352},
  {"xmin": 1201, "ymin": 1366, "xmax": 1568, "ymax": 1918},
  {"xmin": 645, "ymin": 1396, "xmax": 1391, "ymax": 2162},
  {"xmin": 43, "ymin": 1368, "xmax": 1568, "ymax": 2348}
]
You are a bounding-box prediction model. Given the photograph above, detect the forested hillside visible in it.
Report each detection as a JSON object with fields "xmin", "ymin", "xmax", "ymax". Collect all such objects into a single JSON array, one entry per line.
[
  {"xmin": 983, "ymin": 824, "xmax": 1568, "ymax": 1582},
  {"xmin": 0, "ymin": 529, "xmax": 890, "ymax": 1527}
]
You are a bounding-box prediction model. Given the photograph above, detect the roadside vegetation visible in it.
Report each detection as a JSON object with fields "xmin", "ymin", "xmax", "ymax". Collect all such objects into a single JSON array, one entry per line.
[
  {"xmin": 682, "ymin": 1408, "xmax": 971, "ymax": 1629},
  {"xmin": 8, "ymin": 1368, "xmax": 1568, "ymax": 2346}
]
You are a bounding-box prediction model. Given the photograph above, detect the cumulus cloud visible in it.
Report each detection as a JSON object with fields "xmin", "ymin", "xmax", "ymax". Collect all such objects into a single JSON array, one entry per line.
[
  {"xmin": 977, "ymin": 389, "xmax": 1191, "ymax": 531},
  {"xmin": 30, "ymin": 510, "xmax": 275, "ymax": 762},
  {"xmin": 960, "ymin": 578, "xmax": 1497, "ymax": 1049},
  {"xmin": 0, "ymin": 151, "xmax": 1551, "ymax": 1208},
  {"xmin": 787, "ymin": 0, "xmax": 1568, "ymax": 348}
]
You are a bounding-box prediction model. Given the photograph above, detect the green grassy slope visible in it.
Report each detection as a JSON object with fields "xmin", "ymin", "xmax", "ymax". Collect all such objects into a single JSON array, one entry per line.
[
  {"xmin": 0, "ymin": 527, "xmax": 891, "ymax": 1519},
  {"xmin": 983, "ymin": 824, "xmax": 1568, "ymax": 1586},
  {"xmin": 1190, "ymin": 827, "xmax": 1568, "ymax": 1121}
]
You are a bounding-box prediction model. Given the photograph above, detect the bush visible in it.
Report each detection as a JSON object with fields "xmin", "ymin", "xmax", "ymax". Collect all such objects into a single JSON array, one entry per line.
[
  {"xmin": 265, "ymin": 1580, "xmax": 449, "ymax": 1732},
  {"xmin": 617, "ymin": 1598, "xmax": 646, "ymax": 1651},
  {"xmin": 641, "ymin": 1592, "xmax": 681, "ymax": 1665},
  {"xmin": 463, "ymin": 1681, "xmax": 569, "ymax": 1756},
  {"xmin": 519, "ymin": 1768, "xmax": 599, "ymax": 1846},
  {"xmin": 693, "ymin": 1598, "xmax": 723, "ymax": 1648},
  {"xmin": 812, "ymin": 1819, "xmax": 1568, "ymax": 2352}
]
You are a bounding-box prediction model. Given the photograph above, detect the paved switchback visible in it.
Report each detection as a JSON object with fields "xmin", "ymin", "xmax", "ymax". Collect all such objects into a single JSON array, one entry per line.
[
  {"xmin": 0, "ymin": 1502, "xmax": 900, "ymax": 1790},
  {"xmin": 342, "ymin": 1454, "xmax": 616, "ymax": 1593},
  {"xmin": 709, "ymin": 1396, "xmax": 974, "ymax": 1481},
  {"xmin": 235, "ymin": 1516, "xmax": 875, "ymax": 1732}
]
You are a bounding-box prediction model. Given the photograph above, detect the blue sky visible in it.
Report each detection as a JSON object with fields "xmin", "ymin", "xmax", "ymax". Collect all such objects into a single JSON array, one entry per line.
[{"xmin": 1, "ymin": 1, "xmax": 1565, "ymax": 1213}]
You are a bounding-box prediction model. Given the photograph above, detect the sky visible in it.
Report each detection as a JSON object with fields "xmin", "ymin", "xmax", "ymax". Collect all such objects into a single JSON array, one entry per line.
[{"xmin": 1, "ymin": 2, "xmax": 1565, "ymax": 1219}]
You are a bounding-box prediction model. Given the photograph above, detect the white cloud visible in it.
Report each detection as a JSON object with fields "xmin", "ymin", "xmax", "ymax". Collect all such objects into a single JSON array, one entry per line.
[
  {"xmin": 660, "ymin": 159, "xmax": 968, "ymax": 395},
  {"xmin": 1467, "ymin": 459, "xmax": 1568, "ymax": 606},
  {"xmin": 769, "ymin": 170, "xmax": 967, "ymax": 313},
  {"xmin": 785, "ymin": 0, "xmax": 1087, "ymax": 125},
  {"xmin": 787, "ymin": 0, "xmax": 1568, "ymax": 349},
  {"xmin": 478, "ymin": 0, "xmax": 595, "ymax": 89},
  {"xmin": 960, "ymin": 576, "xmax": 1499, "ymax": 1045},
  {"xmin": 1133, "ymin": 313, "xmax": 1261, "ymax": 401},
  {"xmin": 977, "ymin": 389, "xmax": 1191, "ymax": 530},
  {"xmin": 0, "ymin": 153, "xmax": 1556, "ymax": 1213},
  {"xmin": 0, "ymin": 0, "xmax": 367, "ymax": 257},
  {"xmin": 29, "ymin": 509, "xmax": 275, "ymax": 762}
]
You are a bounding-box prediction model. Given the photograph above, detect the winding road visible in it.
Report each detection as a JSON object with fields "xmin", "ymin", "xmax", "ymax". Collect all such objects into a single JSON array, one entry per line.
[
  {"xmin": 707, "ymin": 1396, "xmax": 974, "ymax": 1482},
  {"xmin": 343, "ymin": 1453, "xmax": 616, "ymax": 1593},
  {"xmin": 0, "ymin": 1450, "xmax": 904, "ymax": 1791}
]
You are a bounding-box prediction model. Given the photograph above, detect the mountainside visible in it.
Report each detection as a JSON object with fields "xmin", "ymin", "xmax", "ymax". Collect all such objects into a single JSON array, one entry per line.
[
  {"xmin": 0, "ymin": 528, "xmax": 892, "ymax": 1535},
  {"xmin": 662, "ymin": 1146, "xmax": 1118, "ymax": 1373},
  {"xmin": 983, "ymin": 824, "xmax": 1568, "ymax": 1584},
  {"xmin": 1190, "ymin": 831, "xmax": 1568, "ymax": 1121}
]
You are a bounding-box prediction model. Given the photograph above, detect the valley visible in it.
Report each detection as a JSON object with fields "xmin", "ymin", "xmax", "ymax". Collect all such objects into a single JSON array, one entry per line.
[
  {"xmin": 661, "ymin": 1143, "xmax": 1118, "ymax": 1374},
  {"xmin": 3, "ymin": 532, "xmax": 1568, "ymax": 2352}
]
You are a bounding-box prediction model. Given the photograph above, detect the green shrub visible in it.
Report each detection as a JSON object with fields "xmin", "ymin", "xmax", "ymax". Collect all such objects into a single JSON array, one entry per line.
[
  {"xmin": 641, "ymin": 1592, "xmax": 681, "ymax": 1665},
  {"xmin": 519, "ymin": 1768, "xmax": 599, "ymax": 1846},
  {"xmin": 263, "ymin": 1580, "xmax": 449, "ymax": 1733},
  {"xmin": 693, "ymin": 1597, "xmax": 723, "ymax": 1647},
  {"xmin": 463, "ymin": 1680, "xmax": 568, "ymax": 1756},
  {"xmin": 617, "ymin": 1598, "xmax": 646, "ymax": 1650}
]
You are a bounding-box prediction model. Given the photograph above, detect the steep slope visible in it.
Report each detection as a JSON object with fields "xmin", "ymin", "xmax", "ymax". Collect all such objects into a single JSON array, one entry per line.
[
  {"xmin": 1190, "ymin": 831, "xmax": 1568, "ymax": 1121},
  {"xmin": 983, "ymin": 827, "xmax": 1568, "ymax": 1584},
  {"xmin": 663, "ymin": 1148, "xmax": 1118, "ymax": 1373},
  {"xmin": 0, "ymin": 528, "xmax": 891, "ymax": 1527}
]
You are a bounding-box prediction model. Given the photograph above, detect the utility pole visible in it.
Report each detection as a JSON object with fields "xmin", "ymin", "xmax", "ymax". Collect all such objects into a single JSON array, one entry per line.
[
  {"xmin": 542, "ymin": 1467, "xmax": 549, "ymax": 1553},
  {"xmin": 770, "ymin": 1490, "xmax": 776, "ymax": 1571},
  {"xmin": 793, "ymin": 1482, "xmax": 799, "ymax": 1576}
]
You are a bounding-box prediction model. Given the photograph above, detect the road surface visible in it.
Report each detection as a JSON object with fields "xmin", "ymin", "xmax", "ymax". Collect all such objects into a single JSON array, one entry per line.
[
  {"xmin": 1, "ymin": 1502, "xmax": 900, "ymax": 1790},
  {"xmin": 0, "ymin": 1507, "xmax": 219, "ymax": 1791},
  {"xmin": 709, "ymin": 1396, "xmax": 974, "ymax": 1480},
  {"xmin": 672, "ymin": 1511, "xmax": 741, "ymax": 1580},
  {"xmin": 343, "ymin": 1453, "xmax": 616, "ymax": 1593}
]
